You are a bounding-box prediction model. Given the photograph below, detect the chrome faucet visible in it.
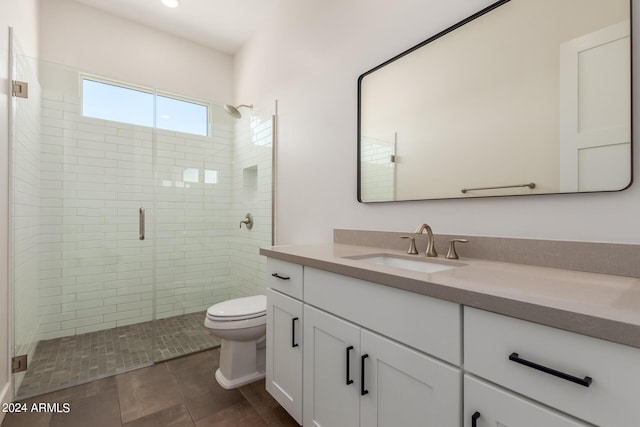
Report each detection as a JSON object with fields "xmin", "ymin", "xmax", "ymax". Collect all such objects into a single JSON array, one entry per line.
[{"xmin": 415, "ymin": 223, "xmax": 437, "ymax": 257}]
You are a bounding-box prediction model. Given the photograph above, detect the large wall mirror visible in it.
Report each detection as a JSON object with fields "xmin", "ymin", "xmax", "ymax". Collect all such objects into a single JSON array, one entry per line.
[{"xmin": 358, "ymin": 0, "xmax": 632, "ymax": 202}]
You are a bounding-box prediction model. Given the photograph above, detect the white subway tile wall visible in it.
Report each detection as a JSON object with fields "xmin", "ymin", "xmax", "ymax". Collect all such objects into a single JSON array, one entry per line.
[
  {"xmin": 153, "ymin": 124, "xmax": 235, "ymax": 320},
  {"xmin": 360, "ymin": 136, "xmax": 395, "ymax": 201},
  {"xmin": 32, "ymin": 64, "xmax": 270, "ymax": 341},
  {"xmin": 37, "ymin": 87, "xmax": 237, "ymax": 338}
]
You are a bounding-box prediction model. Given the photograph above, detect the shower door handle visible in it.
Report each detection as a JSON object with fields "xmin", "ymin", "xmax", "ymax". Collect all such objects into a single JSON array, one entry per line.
[{"xmin": 139, "ymin": 208, "xmax": 145, "ymax": 240}]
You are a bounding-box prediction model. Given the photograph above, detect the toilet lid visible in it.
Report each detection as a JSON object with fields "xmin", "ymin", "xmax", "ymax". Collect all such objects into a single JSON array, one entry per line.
[{"xmin": 207, "ymin": 295, "xmax": 266, "ymax": 321}]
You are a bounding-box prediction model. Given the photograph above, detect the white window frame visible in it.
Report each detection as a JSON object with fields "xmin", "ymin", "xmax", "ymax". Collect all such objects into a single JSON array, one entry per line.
[{"xmin": 80, "ymin": 73, "xmax": 211, "ymax": 136}]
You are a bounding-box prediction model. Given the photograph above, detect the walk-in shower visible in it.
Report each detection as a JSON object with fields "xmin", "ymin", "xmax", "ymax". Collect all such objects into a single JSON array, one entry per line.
[{"xmin": 9, "ymin": 51, "xmax": 273, "ymax": 399}]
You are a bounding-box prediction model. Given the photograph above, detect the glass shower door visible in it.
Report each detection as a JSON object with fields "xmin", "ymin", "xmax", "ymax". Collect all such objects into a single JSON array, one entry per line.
[
  {"xmin": 11, "ymin": 56, "xmax": 156, "ymax": 398},
  {"xmin": 10, "ymin": 45, "xmax": 44, "ymax": 400},
  {"xmin": 150, "ymin": 105, "xmax": 232, "ymax": 362}
]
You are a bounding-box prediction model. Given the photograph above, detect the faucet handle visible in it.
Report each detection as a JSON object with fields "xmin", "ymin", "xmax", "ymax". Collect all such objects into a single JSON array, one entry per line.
[
  {"xmin": 400, "ymin": 236, "xmax": 419, "ymax": 255},
  {"xmin": 239, "ymin": 213, "xmax": 253, "ymax": 230},
  {"xmin": 446, "ymin": 239, "xmax": 468, "ymax": 260}
]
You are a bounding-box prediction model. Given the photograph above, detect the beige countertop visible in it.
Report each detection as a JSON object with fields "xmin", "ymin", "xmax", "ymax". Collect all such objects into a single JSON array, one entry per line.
[{"xmin": 260, "ymin": 243, "xmax": 640, "ymax": 349}]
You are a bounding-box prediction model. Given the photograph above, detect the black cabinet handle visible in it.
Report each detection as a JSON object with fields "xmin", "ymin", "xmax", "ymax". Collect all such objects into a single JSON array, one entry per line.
[
  {"xmin": 291, "ymin": 317, "xmax": 299, "ymax": 348},
  {"xmin": 508, "ymin": 352, "xmax": 592, "ymax": 387},
  {"xmin": 360, "ymin": 354, "xmax": 369, "ymax": 396},
  {"xmin": 272, "ymin": 273, "xmax": 290, "ymax": 280},
  {"xmin": 346, "ymin": 346, "xmax": 354, "ymax": 385},
  {"xmin": 471, "ymin": 411, "xmax": 481, "ymax": 427}
]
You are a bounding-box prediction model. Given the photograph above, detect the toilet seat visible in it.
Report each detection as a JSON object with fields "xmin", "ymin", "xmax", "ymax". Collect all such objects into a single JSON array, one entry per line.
[
  {"xmin": 205, "ymin": 295, "xmax": 266, "ymax": 328},
  {"xmin": 205, "ymin": 314, "xmax": 265, "ymax": 330}
]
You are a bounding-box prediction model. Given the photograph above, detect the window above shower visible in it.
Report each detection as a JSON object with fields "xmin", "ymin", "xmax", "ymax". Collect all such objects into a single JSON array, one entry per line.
[{"xmin": 81, "ymin": 76, "xmax": 209, "ymax": 136}]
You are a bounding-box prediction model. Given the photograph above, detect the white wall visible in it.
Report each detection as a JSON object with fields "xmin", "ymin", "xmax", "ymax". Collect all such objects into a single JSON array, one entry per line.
[
  {"xmin": 39, "ymin": 0, "xmax": 233, "ymax": 104},
  {"xmin": 1, "ymin": 0, "xmax": 40, "ymax": 414},
  {"xmin": 235, "ymin": 0, "xmax": 640, "ymax": 245}
]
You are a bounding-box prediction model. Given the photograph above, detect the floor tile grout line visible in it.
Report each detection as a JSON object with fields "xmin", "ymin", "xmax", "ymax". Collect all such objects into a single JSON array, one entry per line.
[{"xmin": 17, "ymin": 311, "xmax": 220, "ymax": 400}]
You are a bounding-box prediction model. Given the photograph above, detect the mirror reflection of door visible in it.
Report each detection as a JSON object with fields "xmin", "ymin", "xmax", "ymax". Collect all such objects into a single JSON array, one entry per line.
[{"xmin": 559, "ymin": 21, "xmax": 631, "ymax": 192}]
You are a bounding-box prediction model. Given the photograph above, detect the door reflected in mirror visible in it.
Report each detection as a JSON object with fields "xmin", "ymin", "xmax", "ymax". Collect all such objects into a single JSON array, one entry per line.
[{"xmin": 358, "ymin": 0, "xmax": 631, "ymax": 202}]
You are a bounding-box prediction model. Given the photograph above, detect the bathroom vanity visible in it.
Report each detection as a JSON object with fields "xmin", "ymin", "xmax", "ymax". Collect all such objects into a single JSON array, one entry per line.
[{"xmin": 261, "ymin": 239, "xmax": 640, "ymax": 427}]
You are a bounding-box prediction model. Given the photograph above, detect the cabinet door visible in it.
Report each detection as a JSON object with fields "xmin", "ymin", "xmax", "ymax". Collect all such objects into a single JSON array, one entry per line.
[
  {"xmin": 360, "ymin": 330, "xmax": 460, "ymax": 427},
  {"xmin": 464, "ymin": 376, "xmax": 588, "ymax": 427},
  {"xmin": 266, "ymin": 289, "xmax": 303, "ymax": 424},
  {"xmin": 304, "ymin": 305, "xmax": 360, "ymax": 427}
]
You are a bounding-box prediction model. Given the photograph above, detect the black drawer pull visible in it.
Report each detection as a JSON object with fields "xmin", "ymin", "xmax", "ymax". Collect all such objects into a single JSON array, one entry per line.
[
  {"xmin": 361, "ymin": 354, "xmax": 369, "ymax": 396},
  {"xmin": 291, "ymin": 317, "xmax": 299, "ymax": 348},
  {"xmin": 346, "ymin": 346, "xmax": 354, "ymax": 385},
  {"xmin": 271, "ymin": 273, "xmax": 290, "ymax": 280},
  {"xmin": 508, "ymin": 352, "xmax": 592, "ymax": 387},
  {"xmin": 471, "ymin": 411, "xmax": 481, "ymax": 427}
]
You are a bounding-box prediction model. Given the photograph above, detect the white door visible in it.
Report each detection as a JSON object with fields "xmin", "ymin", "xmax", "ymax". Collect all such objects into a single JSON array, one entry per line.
[
  {"xmin": 559, "ymin": 21, "xmax": 631, "ymax": 192},
  {"xmin": 266, "ymin": 289, "xmax": 303, "ymax": 425},
  {"xmin": 303, "ymin": 306, "xmax": 360, "ymax": 427},
  {"xmin": 360, "ymin": 330, "xmax": 460, "ymax": 427},
  {"xmin": 464, "ymin": 375, "xmax": 588, "ymax": 427}
]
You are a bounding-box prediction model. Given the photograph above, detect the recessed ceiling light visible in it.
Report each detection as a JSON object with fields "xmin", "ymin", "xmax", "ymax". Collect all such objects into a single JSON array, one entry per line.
[{"xmin": 161, "ymin": 0, "xmax": 180, "ymax": 8}]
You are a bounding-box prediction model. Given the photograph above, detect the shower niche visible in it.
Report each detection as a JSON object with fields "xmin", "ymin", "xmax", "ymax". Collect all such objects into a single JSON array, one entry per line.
[{"xmin": 243, "ymin": 166, "xmax": 258, "ymax": 203}]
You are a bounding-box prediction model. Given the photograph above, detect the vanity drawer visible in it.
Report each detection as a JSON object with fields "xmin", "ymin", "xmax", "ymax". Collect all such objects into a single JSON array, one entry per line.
[
  {"xmin": 266, "ymin": 258, "xmax": 303, "ymax": 300},
  {"xmin": 464, "ymin": 375, "xmax": 587, "ymax": 427},
  {"xmin": 304, "ymin": 267, "xmax": 461, "ymax": 364},
  {"xmin": 464, "ymin": 307, "xmax": 640, "ymax": 427}
]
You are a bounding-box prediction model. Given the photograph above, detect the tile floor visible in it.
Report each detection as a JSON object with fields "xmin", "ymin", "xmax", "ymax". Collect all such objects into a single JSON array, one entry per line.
[
  {"xmin": 18, "ymin": 312, "xmax": 220, "ymax": 399},
  {"xmin": 2, "ymin": 348, "xmax": 299, "ymax": 427}
]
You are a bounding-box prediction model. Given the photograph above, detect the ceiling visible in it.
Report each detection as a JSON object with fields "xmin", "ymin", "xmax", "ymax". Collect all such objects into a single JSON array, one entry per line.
[{"xmin": 72, "ymin": 0, "xmax": 281, "ymax": 54}]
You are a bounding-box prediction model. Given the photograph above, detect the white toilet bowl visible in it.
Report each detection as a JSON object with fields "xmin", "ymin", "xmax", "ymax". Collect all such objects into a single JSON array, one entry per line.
[{"xmin": 204, "ymin": 295, "xmax": 267, "ymax": 389}]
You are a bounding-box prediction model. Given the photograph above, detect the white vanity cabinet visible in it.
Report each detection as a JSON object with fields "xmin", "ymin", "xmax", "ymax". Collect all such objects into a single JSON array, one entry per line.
[
  {"xmin": 266, "ymin": 289, "xmax": 303, "ymax": 424},
  {"xmin": 266, "ymin": 259, "xmax": 304, "ymax": 425},
  {"xmin": 304, "ymin": 267, "xmax": 461, "ymax": 365},
  {"xmin": 303, "ymin": 305, "xmax": 460, "ymax": 427},
  {"xmin": 465, "ymin": 307, "xmax": 640, "ymax": 427},
  {"xmin": 266, "ymin": 259, "xmax": 462, "ymax": 426},
  {"xmin": 266, "ymin": 254, "xmax": 640, "ymax": 426},
  {"xmin": 302, "ymin": 267, "xmax": 462, "ymax": 426}
]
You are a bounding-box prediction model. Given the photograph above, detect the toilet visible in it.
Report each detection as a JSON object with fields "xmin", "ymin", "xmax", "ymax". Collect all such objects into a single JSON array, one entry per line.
[{"xmin": 204, "ymin": 295, "xmax": 267, "ymax": 389}]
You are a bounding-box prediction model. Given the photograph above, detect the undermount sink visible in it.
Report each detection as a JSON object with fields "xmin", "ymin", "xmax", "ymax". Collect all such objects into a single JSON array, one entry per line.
[{"xmin": 345, "ymin": 254, "xmax": 461, "ymax": 273}]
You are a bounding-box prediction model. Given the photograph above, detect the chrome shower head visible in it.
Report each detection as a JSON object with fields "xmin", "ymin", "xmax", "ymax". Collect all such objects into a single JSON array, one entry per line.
[{"xmin": 223, "ymin": 103, "xmax": 253, "ymax": 119}]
